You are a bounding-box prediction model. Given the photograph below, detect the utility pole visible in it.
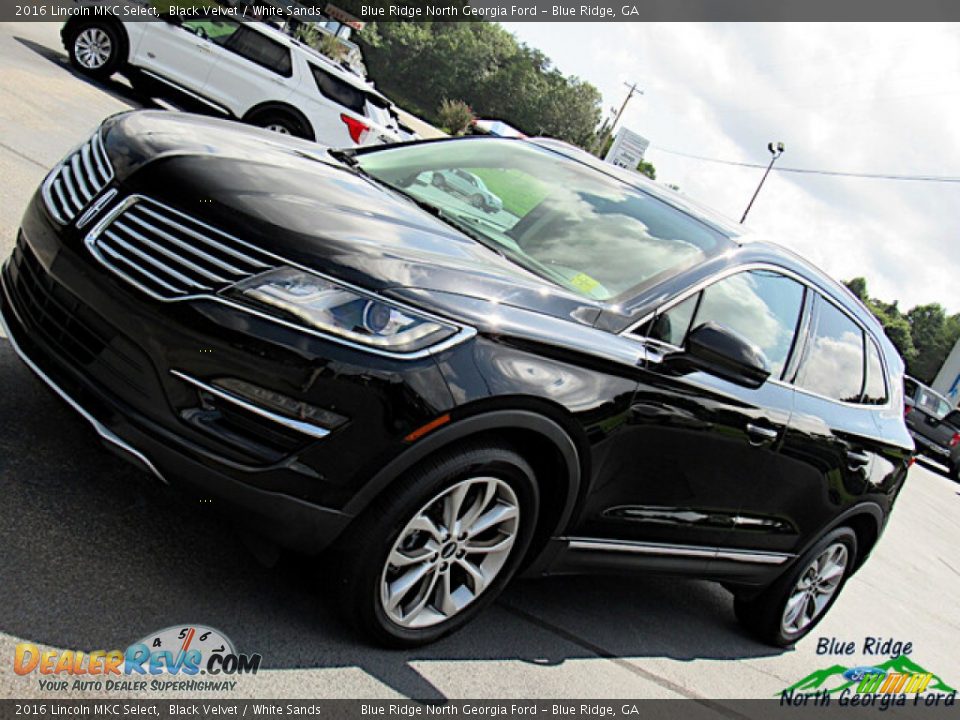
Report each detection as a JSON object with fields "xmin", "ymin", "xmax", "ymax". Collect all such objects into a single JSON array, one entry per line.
[
  {"xmin": 593, "ymin": 81, "xmax": 643, "ymax": 156},
  {"xmin": 741, "ymin": 142, "xmax": 785, "ymax": 223}
]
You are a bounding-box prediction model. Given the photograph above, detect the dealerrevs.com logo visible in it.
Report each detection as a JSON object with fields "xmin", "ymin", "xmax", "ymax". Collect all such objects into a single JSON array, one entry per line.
[{"xmin": 14, "ymin": 625, "xmax": 262, "ymax": 692}]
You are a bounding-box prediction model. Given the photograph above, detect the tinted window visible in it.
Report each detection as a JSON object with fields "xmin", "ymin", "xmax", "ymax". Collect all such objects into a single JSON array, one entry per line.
[
  {"xmin": 646, "ymin": 270, "xmax": 804, "ymax": 377},
  {"xmin": 311, "ymin": 65, "xmax": 365, "ymax": 114},
  {"xmin": 863, "ymin": 338, "xmax": 888, "ymax": 405},
  {"xmin": 226, "ymin": 27, "xmax": 292, "ymax": 77},
  {"xmin": 181, "ymin": 19, "xmax": 241, "ymax": 46},
  {"xmin": 797, "ymin": 297, "xmax": 864, "ymax": 403}
]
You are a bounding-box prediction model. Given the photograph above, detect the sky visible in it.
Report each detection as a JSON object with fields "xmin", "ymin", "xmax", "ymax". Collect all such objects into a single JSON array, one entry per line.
[{"xmin": 501, "ymin": 22, "xmax": 960, "ymax": 313}]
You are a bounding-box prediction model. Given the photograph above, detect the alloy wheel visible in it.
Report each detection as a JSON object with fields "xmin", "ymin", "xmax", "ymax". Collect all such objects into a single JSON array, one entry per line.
[
  {"xmin": 380, "ymin": 476, "xmax": 520, "ymax": 629},
  {"xmin": 75, "ymin": 28, "xmax": 112, "ymax": 70},
  {"xmin": 781, "ymin": 542, "xmax": 848, "ymax": 635},
  {"xmin": 264, "ymin": 123, "xmax": 291, "ymax": 135}
]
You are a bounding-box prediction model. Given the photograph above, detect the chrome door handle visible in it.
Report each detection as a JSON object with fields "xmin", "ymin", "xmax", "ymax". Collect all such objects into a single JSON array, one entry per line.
[
  {"xmin": 746, "ymin": 423, "xmax": 779, "ymax": 444},
  {"xmin": 846, "ymin": 450, "xmax": 870, "ymax": 468}
]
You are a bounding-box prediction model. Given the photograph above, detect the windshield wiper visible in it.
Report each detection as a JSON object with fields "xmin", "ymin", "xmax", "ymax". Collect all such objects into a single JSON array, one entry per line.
[
  {"xmin": 382, "ymin": 185, "xmax": 510, "ymax": 260},
  {"xmin": 328, "ymin": 148, "xmax": 359, "ymax": 166}
]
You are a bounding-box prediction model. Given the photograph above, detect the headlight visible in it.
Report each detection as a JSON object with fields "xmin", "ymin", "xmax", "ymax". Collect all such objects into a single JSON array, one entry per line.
[{"xmin": 228, "ymin": 268, "xmax": 458, "ymax": 354}]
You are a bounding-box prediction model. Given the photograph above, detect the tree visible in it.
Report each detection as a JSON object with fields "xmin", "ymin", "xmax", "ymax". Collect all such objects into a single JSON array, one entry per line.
[
  {"xmin": 907, "ymin": 304, "xmax": 954, "ymax": 382},
  {"xmin": 842, "ymin": 278, "xmax": 960, "ymax": 383},
  {"xmin": 354, "ymin": 21, "xmax": 602, "ymax": 148},
  {"xmin": 637, "ymin": 160, "xmax": 656, "ymax": 180},
  {"xmin": 437, "ymin": 99, "xmax": 474, "ymax": 135}
]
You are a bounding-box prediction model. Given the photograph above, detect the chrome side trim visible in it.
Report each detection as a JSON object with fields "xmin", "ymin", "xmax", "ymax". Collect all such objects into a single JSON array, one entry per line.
[
  {"xmin": 170, "ymin": 370, "xmax": 331, "ymax": 440},
  {"xmin": 565, "ymin": 537, "xmax": 792, "ymax": 565},
  {"xmin": 0, "ymin": 308, "xmax": 167, "ymax": 484},
  {"xmin": 714, "ymin": 548, "xmax": 792, "ymax": 565}
]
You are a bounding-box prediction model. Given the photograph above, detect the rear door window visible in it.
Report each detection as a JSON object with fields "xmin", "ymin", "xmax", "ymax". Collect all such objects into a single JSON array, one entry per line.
[
  {"xmin": 796, "ymin": 296, "xmax": 864, "ymax": 403},
  {"xmin": 225, "ymin": 26, "xmax": 292, "ymax": 77}
]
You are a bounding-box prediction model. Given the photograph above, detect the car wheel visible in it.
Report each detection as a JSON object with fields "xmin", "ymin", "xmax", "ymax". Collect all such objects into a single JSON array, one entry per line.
[
  {"xmin": 334, "ymin": 443, "xmax": 539, "ymax": 647},
  {"xmin": 247, "ymin": 110, "xmax": 313, "ymax": 141},
  {"xmin": 950, "ymin": 463, "xmax": 960, "ymax": 482},
  {"xmin": 68, "ymin": 23, "xmax": 123, "ymax": 79},
  {"xmin": 734, "ymin": 527, "xmax": 857, "ymax": 647},
  {"xmin": 470, "ymin": 194, "xmax": 486, "ymax": 210},
  {"xmin": 431, "ymin": 172, "xmax": 447, "ymax": 189}
]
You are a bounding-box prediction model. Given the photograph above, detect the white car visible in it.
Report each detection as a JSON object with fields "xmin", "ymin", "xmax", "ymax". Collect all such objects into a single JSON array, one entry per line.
[
  {"xmin": 61, "ymin": 10, "xmax": 406, "ymax": 146},
  {"xmin": 431, "ymin": 169, "xmax": 504, "ymax": 214}
]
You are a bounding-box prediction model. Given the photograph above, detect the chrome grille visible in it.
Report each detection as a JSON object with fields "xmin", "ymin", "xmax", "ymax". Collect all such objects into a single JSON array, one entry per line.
[
  {"xmin": 85, "ymin": 196, "xmax": 274, "ymax": 300},
  {"xmin": 42, "ymin": 131, "xmax": 114, "ymax": 224}
]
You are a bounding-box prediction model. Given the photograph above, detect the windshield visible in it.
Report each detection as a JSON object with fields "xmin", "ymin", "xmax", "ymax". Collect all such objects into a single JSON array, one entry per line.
[{"xmin": 354, "ymin": 139, "xmax": 732, "ymax": 300}]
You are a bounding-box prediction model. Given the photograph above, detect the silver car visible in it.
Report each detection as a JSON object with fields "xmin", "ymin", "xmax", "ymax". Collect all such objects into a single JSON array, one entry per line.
[{"xmin": 431, "ymin": 169, "xmax": 504, "ymax": 214}]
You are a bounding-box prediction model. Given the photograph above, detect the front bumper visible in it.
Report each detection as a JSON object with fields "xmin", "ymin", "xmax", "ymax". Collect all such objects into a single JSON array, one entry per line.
[{"xmin": 1, "ymin": 193, "xmax": 457, "ymax": 552}]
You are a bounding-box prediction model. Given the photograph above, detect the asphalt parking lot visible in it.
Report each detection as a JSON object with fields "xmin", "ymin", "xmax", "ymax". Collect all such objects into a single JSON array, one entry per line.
[{"xmin": 1, "ymin": 21, "xmax": 960, "ymax": 704}]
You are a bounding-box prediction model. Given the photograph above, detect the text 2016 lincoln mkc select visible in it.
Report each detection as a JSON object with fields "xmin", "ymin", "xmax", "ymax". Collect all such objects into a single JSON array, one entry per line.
[{"xmin": 1, "ymin": 111, "xmax": 912, "ymax": 647}]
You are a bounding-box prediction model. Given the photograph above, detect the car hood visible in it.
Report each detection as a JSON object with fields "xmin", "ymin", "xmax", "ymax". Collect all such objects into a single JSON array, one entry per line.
[{"xmin": 103, "ymin": 111, "xmax": 602, "ymax": 326}]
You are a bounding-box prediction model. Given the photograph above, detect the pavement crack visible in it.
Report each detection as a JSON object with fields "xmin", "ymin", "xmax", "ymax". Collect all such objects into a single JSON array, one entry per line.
[{"xmin": 0, "ymin": 141, "xmax": 46, "ymax": 170}]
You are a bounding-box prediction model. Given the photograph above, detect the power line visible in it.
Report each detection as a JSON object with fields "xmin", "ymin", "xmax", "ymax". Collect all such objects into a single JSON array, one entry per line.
[{"xmin": 654, "ymin": 146, "xmax": 960, "ymax": 183}]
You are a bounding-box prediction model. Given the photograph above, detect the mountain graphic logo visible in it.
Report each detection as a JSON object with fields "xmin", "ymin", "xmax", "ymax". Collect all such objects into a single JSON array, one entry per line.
[{"xmin": 780, "ymin": 655, "xmax": 956, "ymax": 696}]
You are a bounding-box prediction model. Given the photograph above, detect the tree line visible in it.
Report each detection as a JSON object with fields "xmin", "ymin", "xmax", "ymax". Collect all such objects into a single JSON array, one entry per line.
[
  {"xmin": 354, "ymin": 20, "xmax": 602, "ymax": 147},
  {"xmin": 844, "ymin": 278, "xmax": 959, "ymax": 384}
]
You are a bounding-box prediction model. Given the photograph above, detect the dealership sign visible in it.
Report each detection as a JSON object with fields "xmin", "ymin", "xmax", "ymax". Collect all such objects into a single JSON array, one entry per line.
[{"xmin": 604, "ymin": 127, "xmax": 650, "ymax": 171}]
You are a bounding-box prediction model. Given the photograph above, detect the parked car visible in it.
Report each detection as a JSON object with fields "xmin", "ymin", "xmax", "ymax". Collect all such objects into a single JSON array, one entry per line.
[
  {"xmin": 431, "ymin": 169, "xmax": 504, "ymax": 214},
  {"xmin": 904, "ymin": 376, "xmax": 960, "ymax": 478},
  {"xmin": 61, "ymin": 10, "xmax": 404, "ymax": 145},
  {"xmin": 1, "ymin": 112, "xmax": 913, "ymax": 649}
]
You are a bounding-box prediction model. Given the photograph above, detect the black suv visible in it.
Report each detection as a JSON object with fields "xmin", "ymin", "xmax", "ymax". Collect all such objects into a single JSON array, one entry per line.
[{"xmin": 0, "ymin": 112, "xmax": 912, "ymax": 648}]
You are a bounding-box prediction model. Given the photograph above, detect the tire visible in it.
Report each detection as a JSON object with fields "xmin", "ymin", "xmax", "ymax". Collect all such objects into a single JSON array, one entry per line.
[
  {"xmin": 431, "ymin": 172, "xmax": 448, "ymax": 189},
  {"xmin": 247, "ymin": 110, "xmax": 313, "ymax": 141},
  {"xmin": 67, "ymin": 22, "xmax": 123, "ymax": 80},
  {"xmin": 333, "ymin": 443, "xmax": 539, "ymax": 647},
  {"xmin": 734, "ymin": 527, "xmax": 857, "ymax": 647}
]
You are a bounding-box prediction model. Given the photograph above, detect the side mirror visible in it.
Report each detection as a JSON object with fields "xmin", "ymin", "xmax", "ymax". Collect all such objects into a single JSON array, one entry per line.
[{"xmin": 669, "ymin": 322, "xmax": 771, "ymax": 389}]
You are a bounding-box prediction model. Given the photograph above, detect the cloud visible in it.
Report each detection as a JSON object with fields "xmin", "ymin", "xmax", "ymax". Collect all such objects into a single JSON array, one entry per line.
[{"xmin": 501, "ymin": 22, "xmax": 960, "ymax": 312}]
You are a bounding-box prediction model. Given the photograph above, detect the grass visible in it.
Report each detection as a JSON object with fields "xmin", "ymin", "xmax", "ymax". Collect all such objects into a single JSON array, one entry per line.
[{"xmin": 468, "ymin": 168, "xmax": 550, "ymax": 218}]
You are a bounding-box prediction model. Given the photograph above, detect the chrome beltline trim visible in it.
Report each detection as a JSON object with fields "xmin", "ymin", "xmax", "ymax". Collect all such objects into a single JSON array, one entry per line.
[
  {"xmin": 0, "ymin": 307, "xmax": 167, "ymax": 484},
  {"xmin": 565, "ymin": 537, "xmax": 793, "ymax": 565},
  {"xmin": 170, "ymin": 370, "xmax": 331, "ymax": 440}
]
